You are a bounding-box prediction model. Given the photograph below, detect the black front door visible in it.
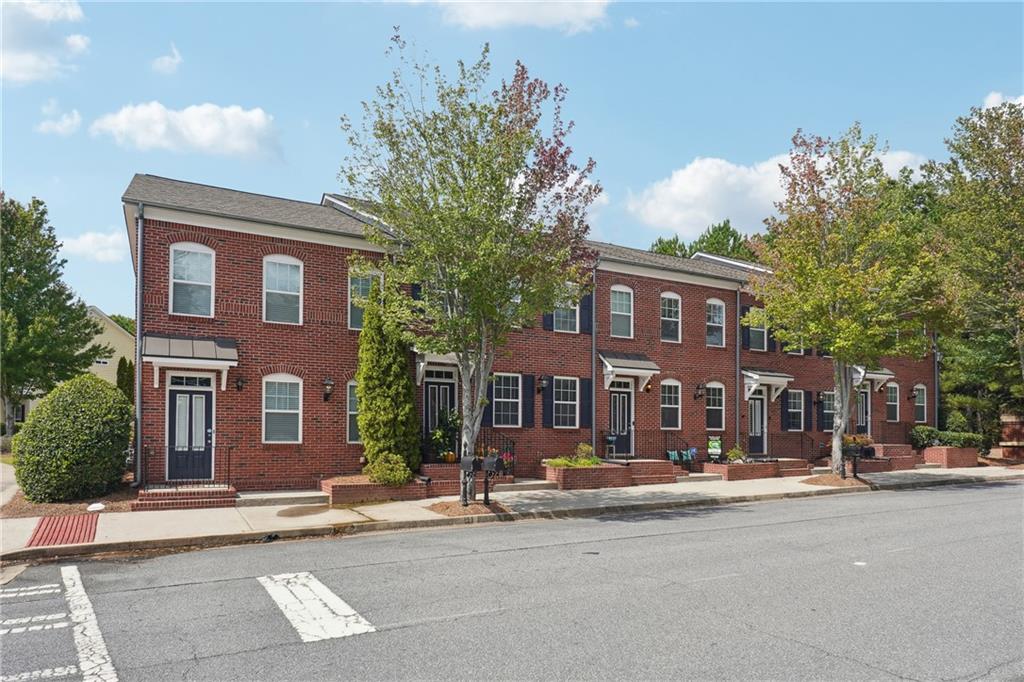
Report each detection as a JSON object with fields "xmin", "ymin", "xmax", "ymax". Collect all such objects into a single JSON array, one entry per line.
[
  {"xmin": 609, "ymin": 385, "xmax": 632, "ymax": 455},
  {"xmin": 856, "ymin": 390, "xmax": 869, "ymax": 435},
  {"xmin": 168, "ymin": 389, "xmax": 213, "ymax": 480},
  {"xmin": 424, "ymin": 380, "xmax": 457, "ymax": 451},
  {"xmin": 748, "ymin": 395, "xmax": 765, "ymax": 454}
]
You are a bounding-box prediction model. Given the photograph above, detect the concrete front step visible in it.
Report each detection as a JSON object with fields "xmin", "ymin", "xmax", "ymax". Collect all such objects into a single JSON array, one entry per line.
[
  {"xmin": 235, "ymin": 490, "xmax": 329, "ymax": 507},
  {"xmin": 678, "ymin": 473, "xmax": 723, "ymax": 483},
  {"xmin": 811, "ymin": 466, "xmax": 832, "ymax": 474},
  {"xmin": 493, "ymin": 479, "xmax": 557, "ymax": 492},
  {"xmin": 915, "ymin": 463, "xmax": 942, "ymax": 469}
]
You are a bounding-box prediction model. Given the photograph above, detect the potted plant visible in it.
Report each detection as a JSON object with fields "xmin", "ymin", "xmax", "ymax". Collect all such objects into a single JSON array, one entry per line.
[
  {"xmin": 726, "ymin": 445, "xmax": 746, "ymax": 463},
  {"xmin": 431, "ymin": 409, "xmax": 461, "ymax": 462}
]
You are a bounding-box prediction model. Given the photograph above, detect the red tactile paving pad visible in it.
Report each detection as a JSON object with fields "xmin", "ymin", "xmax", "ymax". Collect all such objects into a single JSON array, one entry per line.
[{"xmin": 27, "ymin": 514, "xmax": 99, "ymax": 547}]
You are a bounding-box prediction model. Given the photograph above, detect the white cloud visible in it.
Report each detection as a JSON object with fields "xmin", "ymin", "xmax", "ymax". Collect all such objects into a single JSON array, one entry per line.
[
  {"xmin": 64, "ymin": 33, "xmax": 89, "ymax": 54},
  {"xmin": 437, "ymin": 1, "xmax": 610, "ymax": 34},
  {"xmin": 90, "ymin": 101, "xmax": 279, "ymax": 157},
  {"xmin": 61, "ymin": 230, "xmax": 128, "ymax": 263},
  {"xmin": 623, "ymin": 16, "xmax": 639, "ymax": 28},
  {"xmin": 983, "ymin": 91, "xmax": 1024, "ymax": 108},
  {"xmin": 152, "ymin": 43, "xmax": 183, "ymax": 74},
  {"xmin": 627, "ymin": 149, "xmax": 926, "ymax": 240},
  {"xmin": 35, "ymin": 99, "xmax": 81, "ymax": 135},
  {"xmin": 1, "ymin": 1, "xmax": 88, "ymax": 84}
]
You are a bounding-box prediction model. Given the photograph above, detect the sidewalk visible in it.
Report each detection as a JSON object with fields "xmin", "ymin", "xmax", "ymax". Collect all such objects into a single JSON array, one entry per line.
[{"xmin": 2, "ymin": 465, "xmax": 1022, "ymax": 561}]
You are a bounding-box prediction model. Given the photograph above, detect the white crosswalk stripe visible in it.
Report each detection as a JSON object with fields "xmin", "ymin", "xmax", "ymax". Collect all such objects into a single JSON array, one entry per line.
[
  {"xmin": 0, "ymin": 585, "xmax": 60, "ymax": 594},
  {"xmin": 0, "ymin": 622, "xmax": 70, "ymax": 636},
  {"xmin": 258, "ymin": 572, "xmax": 376, "ymax": 642},
  {"xmin": 0, "ymin": 666, "xmax": 79, "ymax": 682},
  {"xmin": 0, "ymin": 613, "xmax": 68, "ymax": 627},
  {"xmin": 1, "ymin": 589, "xmax": 61, "ymax": 598},
  {"xmin": 61, "ymin": 566, "xmax": 117, "ymax": 682}
]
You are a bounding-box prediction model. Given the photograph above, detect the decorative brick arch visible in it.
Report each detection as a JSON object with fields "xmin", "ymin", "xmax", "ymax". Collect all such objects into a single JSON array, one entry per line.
[
  {"xmin": 257, "ymin": 243, "xmax": 306, "ymax": 261},
  {"xmin": 164, "ymin": 230, "xmax": 219, "ymax": 250},
  {"xmin": 258, "ymin": 364, "xmax": 307, "ymax": 378}
]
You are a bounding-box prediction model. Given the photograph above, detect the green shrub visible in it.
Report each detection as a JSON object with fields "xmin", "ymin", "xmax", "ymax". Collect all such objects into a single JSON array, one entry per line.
[
  {"xmin": 13, "ymin": 374, "xmax": 132, "ymax": 502},
  {"xmin": 944, "ymin": 410, "xmax": 969, "ymax": 432},
  {"xmin": 910, "ymin": 426, "xmax": 939, "ymax": 449},
  {"xmin": 938, "ymin": 431, "xmax": 984, "ymax": 448},
  {"xmin": 363, "ymin": 451, "xmax": 413, "ymax": 487},
  {"xmin": 545, "ymin": 455, "xmax": 603, "ymax": 468},
  {"xmin": 575, "ymin": 442, "xmax": 594, "ymax": 459},
  {"xmin": 726, "ymin": 445, "xmax": 745, "ymax": 462}
]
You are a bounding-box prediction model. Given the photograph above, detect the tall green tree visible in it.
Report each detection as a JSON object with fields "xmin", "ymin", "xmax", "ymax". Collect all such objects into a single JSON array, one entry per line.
[
  {"xmin": 109, "ymin": 314, "xmax": 135, "ymax": 336},
  {"xmin": 748, "ymin": 125, "xmax": 952, "ymax": 473},
  {"xmin": 927, "ymin": 101, "xmax": 1024, "ymax": 423},
  {"xmin": 116, "ymin": 357, "xmax": 135, "ymax": 403},
  {"xmin": 651, "ymin": 219, "xmax": 757, "ymax": 261},
  {"xmin": 355, "ymin": 279, "xmax": 420, "ymax": 479},
  {"xmin": 340, "ymin": 36, "xmax": 599, "ymax": 496},
  {"xmin": 1, "ymin": 194, "xmax": 110, "ymax": 436}
]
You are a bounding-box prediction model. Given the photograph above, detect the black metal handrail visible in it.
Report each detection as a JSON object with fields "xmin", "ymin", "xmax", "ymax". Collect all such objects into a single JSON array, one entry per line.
[{"xmin": 599, "ymin": 429, "xmax": 689, "ymax": 460}]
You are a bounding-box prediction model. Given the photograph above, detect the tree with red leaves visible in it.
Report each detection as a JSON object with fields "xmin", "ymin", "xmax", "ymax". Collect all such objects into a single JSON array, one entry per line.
[{"xmin": 340, "ymin": 35, "xmax": 600, "ymax": 496}]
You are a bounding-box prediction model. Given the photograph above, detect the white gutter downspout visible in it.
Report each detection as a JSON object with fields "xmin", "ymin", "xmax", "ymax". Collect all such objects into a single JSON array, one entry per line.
[
  {"xmin": 735, "ymin": 289, "xmax": 742, "ymax": 448},
  {"xmin": 134, "ymin": 202, "xmax": 144, "ymax": 487},
  {"xmin": 591, "ymin": 262, "xmax": 598, "ymax": 455}
]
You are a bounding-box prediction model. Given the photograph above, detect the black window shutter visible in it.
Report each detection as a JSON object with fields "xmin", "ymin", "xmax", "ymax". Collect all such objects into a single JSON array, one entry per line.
[
  {"xmin": 580, "ymin": 378, "xmax": 592, "ymax": 428},
  {"xmin": 483, "ymin": 379, "xmax": 494, "ymax": 427},
  {"xmin": 542, "ymin": 313, "xmax": 554, "ymax": 331},
  {"xmin": 767, "ymin": 328, "xmax": 777, "ymax": 352},
  {"xmin": 522, "ymin": 375, "xmax": 535, "ymax": 427},
  {"xmin": 740, "ymin": 305, "xmax": 751, "ymax": 349},
  {"xmin": 410, "ymin": 283, "xmax": 422, "ymax": 300},
  {"xmin": 579, "ymin": 294, "xmax": 593, "ymax": 334},
  {"xmin": 816, "ymin": 395, "xmax": 825, "ymax": 432},
  {"xmin": 780, "ymin": 389, "xmax": 790, "ymax": 430},
  {"xmin": 541, "ymin": 375, "xmax": 554, "ymax": 428},
  {"xmin": 803, "ymin": 391, "xmax": 812, "ymax": 432}
]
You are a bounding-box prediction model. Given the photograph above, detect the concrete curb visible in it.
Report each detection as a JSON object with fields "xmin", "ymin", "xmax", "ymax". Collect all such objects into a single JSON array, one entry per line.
[{"xmin": 3, "ymin": 473, "xmax": 1021, "ymax": 563}]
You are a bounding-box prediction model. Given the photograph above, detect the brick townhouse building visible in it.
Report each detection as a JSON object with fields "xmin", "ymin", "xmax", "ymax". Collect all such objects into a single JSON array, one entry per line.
[{"xmin": 123, "ymin": 174, "xmax": 938, "ymax": 491}]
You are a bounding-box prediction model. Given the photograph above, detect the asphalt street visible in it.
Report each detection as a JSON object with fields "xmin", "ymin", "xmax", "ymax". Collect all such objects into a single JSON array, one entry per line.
[{"xmin": 2, "ymin": 481, "xmax": 1022, "ymax": 681}]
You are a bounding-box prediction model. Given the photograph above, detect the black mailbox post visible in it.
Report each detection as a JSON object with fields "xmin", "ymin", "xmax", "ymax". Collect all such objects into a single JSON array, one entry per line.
[
  {"xmin": 459, "ymin": 455, "xmax": 481, "ymax": 506},
  {"xmin": 460, "ymin": 454, "xmax": 506, "ymax": 506},
  {"xmin": 481, "ymin": 455, "xmax": 505, "ymax": 506}
]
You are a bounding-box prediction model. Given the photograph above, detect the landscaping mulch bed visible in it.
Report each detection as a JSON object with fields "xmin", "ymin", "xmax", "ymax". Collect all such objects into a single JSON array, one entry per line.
[
  {"xmin": 1, "ymin": 478, "xmax": 136, "ymax": 518},
  {"xmin": 427, "ymin": 500, "xmax": 510, "ymax": 517},
  {"xmin": 801, "ymin": 473, "xmax": 870, "ymax": 488}
]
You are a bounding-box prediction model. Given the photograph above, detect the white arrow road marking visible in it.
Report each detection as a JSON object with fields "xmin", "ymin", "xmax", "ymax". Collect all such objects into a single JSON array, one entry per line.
[
  {"xmin": 60, "ymin": 566, "xmax": 117, "ymax": 682},
  {"xmin": 258, "ymin": 572, "xmax": 376, "ymax": 643},
  {"xmin": 0, "ymin": 666, "xmax": 79, "ymax": 682}
]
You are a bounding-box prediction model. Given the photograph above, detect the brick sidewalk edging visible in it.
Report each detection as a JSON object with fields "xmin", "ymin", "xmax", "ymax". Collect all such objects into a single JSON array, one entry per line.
[{"xmin": 3, "ymin": 473, "xmax": 1022, "ymax": 564}]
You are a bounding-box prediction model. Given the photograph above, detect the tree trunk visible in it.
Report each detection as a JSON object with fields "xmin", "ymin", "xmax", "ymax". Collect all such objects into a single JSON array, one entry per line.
[
  {"xmin": 456, "ymin": 338, "xmax": 495, "ymax": 503},
  {"xmin": 830, "ymin": 360, "xmax": 853, "ymax": 476},
  {"xmin": 3, "ymin": 395, "xmax": 17, "ymax": 444}
]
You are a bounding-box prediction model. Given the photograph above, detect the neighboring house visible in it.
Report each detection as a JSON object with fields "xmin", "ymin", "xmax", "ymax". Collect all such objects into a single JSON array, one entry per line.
[
  {"xmin": 122, "ymin": 174, "xmax": 938, "ymax": 491},
  {"xmin": 3, "ymin": 306, "xmax": 136, "ymax": 425}
]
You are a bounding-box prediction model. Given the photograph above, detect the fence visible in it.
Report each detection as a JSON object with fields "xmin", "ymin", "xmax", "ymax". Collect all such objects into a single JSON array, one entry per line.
[{"xmin": 598, "ymin": 429, "xmax": 689, "ymax": 459}]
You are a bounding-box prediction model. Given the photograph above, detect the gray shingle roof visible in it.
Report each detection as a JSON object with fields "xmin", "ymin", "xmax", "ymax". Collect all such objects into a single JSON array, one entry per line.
[
  {"xmin": 587, "ymin": 241, "xmax": 749, "ymax": 283},
  {"xmin": 123, "ymin": 174, "xmax": 368, "ymax": 238}
]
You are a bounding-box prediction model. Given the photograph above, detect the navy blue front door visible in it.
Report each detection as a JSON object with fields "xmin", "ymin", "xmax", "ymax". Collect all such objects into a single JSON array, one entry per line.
[
  {"xmin": 168, "ymin": 389, "xmax": 213, "ymax": 480},
  {"xmin": 424, "ymin": 380, "xmax": 457, "ymax": 452},
  {"xmin": 609, "ymin": 386, "xmax": 632, "ymax": 455}
]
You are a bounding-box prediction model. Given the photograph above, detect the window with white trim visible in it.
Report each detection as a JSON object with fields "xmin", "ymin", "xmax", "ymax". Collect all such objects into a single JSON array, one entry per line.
[
  {"xmin": 553, "ymin": 376, "xmax": 578, "ymax": 428},
  {"xmin": 706, "ymin": 299, "xmax": 725, "ymax": 347},
  {"xmin": 610, "ymin": 286, "xmax": 633, "ymax": 338},
  {"xmin": 263, "ymin": 374, "xmax": 301, "ymax": 443},
  {"xmin": 170, "ymin": 242, "xmax": 214, "ymax": 317},
  {"xmin": 554, "ymin": 305, "xmax": 579, "ymax": 333},
  {"xmin": 264, "ymin": 255, "xmax": 302, "ymax": 324},
  {"xmin": 787, "ymin": 390, "xmax": 804, "ymax": 431},
  {"xmin": 749, "ymin": 309, "xmax": 766, "ymax": 351},
  {"xmin": 886, "ymin": 384, "xmax": 899, "ymax": 422},
  {"xmin": 914, "ymin": 384, "xmax": 927, "ymax": 423},
  {"xmin": 661, "ymin": 380, "xmax": 681, "ymax": 430},
  {"xmin": 492, "ymin": 373, "xmax": 521, "ymax": 427},
  {"xmin": 347, "ymin": 381, "xmax": 360, "ymax": 443},
  {"xmin": 660, "ymin": 293, "xmax": 681, "ymax": 342},
  {"xmin": 705, "ymin": 382, "xmax": 725, "ymax": 430},
  {"xmin": 822, "ymin": 391, "xmax": 836, "ymax": 432},
  {"xmin": 348, "ymin": 275, "xmax": 374, "ymax": 330}
]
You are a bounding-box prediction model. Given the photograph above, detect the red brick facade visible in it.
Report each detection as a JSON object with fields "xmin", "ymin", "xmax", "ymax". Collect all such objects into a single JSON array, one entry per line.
[{"xmin": 133, "ymin": 191, "xmax": 937, "ymax": 492}]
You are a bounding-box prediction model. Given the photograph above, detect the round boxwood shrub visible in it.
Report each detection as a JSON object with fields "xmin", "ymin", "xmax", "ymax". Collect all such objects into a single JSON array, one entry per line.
[
  {"xmin": 13, "ymin": 374, "xmax": 132, "ymax": 502},
  {"xmin": 363, "ymin": 451, "xmax": 413, "ymax": 487}
]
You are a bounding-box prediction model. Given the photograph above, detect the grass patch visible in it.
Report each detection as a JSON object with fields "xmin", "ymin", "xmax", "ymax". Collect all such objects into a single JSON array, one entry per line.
[
  {"xmin": 545, "ymin": 456, "xmax": 603, "ymax": 468},
  {"xmin": 0, "ymin": 454, "xmax": 14, "ymax": 466}
]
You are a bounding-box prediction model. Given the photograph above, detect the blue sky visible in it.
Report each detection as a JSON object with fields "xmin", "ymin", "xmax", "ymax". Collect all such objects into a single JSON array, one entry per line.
[{"xmin": 3, "ymin": 1, "xmax": 1022, "ymax": 318}]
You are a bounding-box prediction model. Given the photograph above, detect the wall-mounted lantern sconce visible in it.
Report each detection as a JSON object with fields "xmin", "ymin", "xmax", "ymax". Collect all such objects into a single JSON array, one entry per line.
[
  {"xmin": 694, "ymin": 383, "xmax": 706, "ymax": 400},
  {"xmin": 235, "ymin": 376, "xmax": 246, "ymax": 392},
  {"xmin": 323, "ymin": 377, "xmax": 335, "ymax": 402},
  {"xmin": 908, "ymin": 389, "xmax": 918, "ymax": 401},
  {"xmin": 815, "ymin": 391, "xmax": 824, "ymax": 403},
  {"xmin": 537, "ymin": 377, "xmax": 549, "ymax": 394},
  {"xmin": 643, "ymin": 382, "xmax": 652, "ymax": 393}
]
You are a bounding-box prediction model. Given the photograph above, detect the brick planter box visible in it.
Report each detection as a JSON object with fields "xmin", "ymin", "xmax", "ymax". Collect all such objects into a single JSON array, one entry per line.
[
  {"xmin": 420, "ymin": 463, "xmax": 514, "ymax": 486},
  {"xmin": 703, "ymin": 461, "xmax": 780, "ymax": 481},
  {"xmin": 844, "ymin": 458, "xmax": 893, "ymax": 475},
  {"xmin": 544, "ymin": 463, "xmax": 632, "ymax": 490},
  {"xmin": 321, "ymin": 476, "xmax": 429, "ymax": 505},
  {"xmin": 922, "ymin": 446, "xmax": 978, "ymax": 469}
]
